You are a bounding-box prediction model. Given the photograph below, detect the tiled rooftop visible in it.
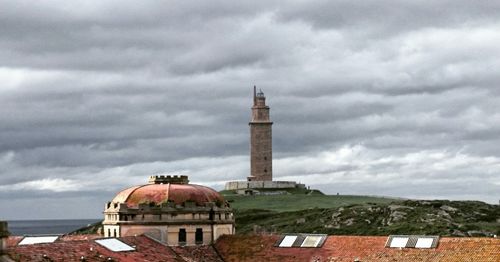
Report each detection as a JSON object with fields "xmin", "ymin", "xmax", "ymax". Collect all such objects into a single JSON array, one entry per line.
[
  {"xmin": 171, "ymin": 245, "xmax": 224, "ymax": 262},
  {"xmin": 215, "ymin": 234, "xmax": 500, "ymax": 262},
  {"xmin": 6, "ymin": 234, "xmax": 499, "ymax": 261},
  {"xmin": 8, "ymin": 236, "xmax": 185, "ymax": 261}
]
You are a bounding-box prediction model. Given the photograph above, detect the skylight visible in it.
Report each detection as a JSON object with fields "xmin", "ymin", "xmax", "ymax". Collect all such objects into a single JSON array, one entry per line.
[
  {"xmin": 279, "ymin": 235, "xmax": 297, "ymax": 247},
  {"xmin": 415, "ymin": 237, "xmax": 435, "ymax": 248},
  {"xmin": 18, "ymin": 236, "xmax": 59, "ymax": 245},
  {"xmin": 95, "ymin": 238, "xmax": 135, "ymax": 252},
  {"xmin": 301, "ymin": 236, "xmax": 323, "ymax": 247},
  {"xmin": 386, "ymin": 235, "xmax": 439, "ymax": 249},
  {"xmin": 389, "ymin": 237, "xmax": 409, "ymax": 248},
  {"xmin": 275, "ymin": 234, "xmax": 327, "ymax": 248}
]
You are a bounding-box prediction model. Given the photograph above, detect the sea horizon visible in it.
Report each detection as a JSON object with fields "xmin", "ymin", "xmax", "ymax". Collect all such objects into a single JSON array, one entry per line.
[{"xmin": 6, "ymin": 218, "xmax": 102, "ymax": 236}]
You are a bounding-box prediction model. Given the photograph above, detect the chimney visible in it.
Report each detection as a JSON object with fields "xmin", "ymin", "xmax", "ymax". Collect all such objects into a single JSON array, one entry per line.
[{"xmin": 0, "ymin": 221, "xmax": 9, "ymax": 256}]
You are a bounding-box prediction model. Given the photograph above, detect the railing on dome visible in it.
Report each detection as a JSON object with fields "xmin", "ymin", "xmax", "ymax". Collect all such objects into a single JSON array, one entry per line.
[{"xmin": 149, "ymin": 175, "xmax": 189, "ymax": 185}]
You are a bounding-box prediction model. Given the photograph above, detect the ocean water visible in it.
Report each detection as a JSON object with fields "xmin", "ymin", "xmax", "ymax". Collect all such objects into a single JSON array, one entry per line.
[{"xmin": 7, "ymin": 219, "xmax": 101, "ymax": 235}]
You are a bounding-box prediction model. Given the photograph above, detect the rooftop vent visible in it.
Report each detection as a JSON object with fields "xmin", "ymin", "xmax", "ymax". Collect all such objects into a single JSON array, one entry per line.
[
  {"xmin": 275, "ymin": 234, "xmax": 327, "ymax": 248},
  {"xmin": 386, "ymin": 235, "xmax": 439, "ymax": 249}
]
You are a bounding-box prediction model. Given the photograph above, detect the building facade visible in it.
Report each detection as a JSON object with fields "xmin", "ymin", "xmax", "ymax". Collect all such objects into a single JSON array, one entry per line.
[
  {"xmin": 248, "ymin": 86, "xmax": 273, "ymax": 182},
  {"xmin": 103, "ymin": 175, "xmax": 234, "ymax": 246}
]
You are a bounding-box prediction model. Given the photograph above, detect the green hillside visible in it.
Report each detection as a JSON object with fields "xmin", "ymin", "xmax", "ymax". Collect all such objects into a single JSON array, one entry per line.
[
  {"xmin": 73, "ymin": 192, "xmax": 499, "ymax": 238},
  {"xmin": 223, "ymin": 192, "xmax": 499, "ymax": 237},
  {"xmin": 224, "ymin": 194, "xmax": 398, "ymax": 212}
]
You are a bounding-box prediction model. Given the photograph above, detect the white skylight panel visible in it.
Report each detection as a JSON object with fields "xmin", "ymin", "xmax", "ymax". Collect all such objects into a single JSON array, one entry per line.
[
  {"xmin": 300, "ymin": 236, "xmax": 323, "ymax": 247},
  {"xmin": 95, "ymin": 238, "xmax": 135, "ymax": 252},
  {"xmin": 18, "ymin": 236, "xmax": 59, "ymax": 245},
  {"xmin": 415, "ymin": 237, "xmax": 435, "ymax": 248},
  {"xmin": 275, "ymin": 234, "xmax": 327, "ymax": 248},
  {"xmin": 389, "ymin": 237, "xmax": 409, "ymax": 248},
  {"xmin": 279, "ymin": 235, "xmax": 297, "ymax": 247}
]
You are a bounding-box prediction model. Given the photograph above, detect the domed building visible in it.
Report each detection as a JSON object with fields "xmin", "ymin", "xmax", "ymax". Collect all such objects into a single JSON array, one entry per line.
[{"xmin": 103, "ymin": 175, "xmax": 235, "ymax": 246}]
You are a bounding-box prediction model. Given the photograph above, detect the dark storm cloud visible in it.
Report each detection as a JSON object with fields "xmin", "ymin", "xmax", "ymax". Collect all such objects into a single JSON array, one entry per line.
[{"xmin": 0, "ymin": 0, "xmax": 499, "ymax": 219}]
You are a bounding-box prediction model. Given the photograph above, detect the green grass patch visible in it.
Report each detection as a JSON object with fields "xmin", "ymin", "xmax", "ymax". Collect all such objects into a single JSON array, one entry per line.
[{"xmin": 225, "ymin": 194, "xmax": 399, "ymax": 212}]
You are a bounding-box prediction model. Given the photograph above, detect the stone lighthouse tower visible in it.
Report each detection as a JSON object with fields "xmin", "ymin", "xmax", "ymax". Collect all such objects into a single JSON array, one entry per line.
[{"xmin": 248, "ymin": 86, "xmax": 273, "ymax": 181}]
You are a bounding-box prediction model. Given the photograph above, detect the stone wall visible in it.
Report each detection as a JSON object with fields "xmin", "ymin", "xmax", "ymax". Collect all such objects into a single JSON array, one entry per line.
[
  {"xmin": 249, "ymin": 123, "xmax": 273, "ymax": 181},
  {"xmin": 248, "ymin": 87, "xmax": 273, "ymax": 182}
]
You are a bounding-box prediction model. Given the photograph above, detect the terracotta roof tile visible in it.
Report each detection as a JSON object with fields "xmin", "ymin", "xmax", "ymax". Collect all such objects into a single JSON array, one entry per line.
[
  {"xmin": 171, "ymin": 245, "xmax": 223, "ymax": 262},
  {"xmin": 215, "ymin": 235, "xmax": 500, "ymax": 262},
  {"xmin": 7, "ymin": 236, "xmax": 184, "ymax": 262},
  {"xmin": 7, "ymin": 234, "xmax": 499, "ymax": 261},
  {"xmin": 6, "ymin": 235, "xmax": 225, "ymax": 262}
]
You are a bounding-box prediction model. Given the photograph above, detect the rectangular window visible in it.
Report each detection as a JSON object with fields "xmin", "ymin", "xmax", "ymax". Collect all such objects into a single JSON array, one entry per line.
[
  {"xmin": 195, "ymin": 228, "xmax": 203, "ymax": 244},
  {"xmin": 178, "ymin": 228, "xmax": 186, "ymax": 245}
]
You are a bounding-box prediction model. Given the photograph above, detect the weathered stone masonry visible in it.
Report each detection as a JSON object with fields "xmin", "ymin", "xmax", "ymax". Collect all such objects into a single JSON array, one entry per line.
[{"xmin": 248, "ymin": 86, "xmax": 273, "ymax": 182}]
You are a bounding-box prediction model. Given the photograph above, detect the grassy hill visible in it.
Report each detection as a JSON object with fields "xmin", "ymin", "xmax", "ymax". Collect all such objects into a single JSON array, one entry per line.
[
  {"xmin": 72, "ymin": 191, "xmax": 499, "ymax": 238},
  {"xmin": 223, "ymin": 192, "xmax": 499, "ymax": 237},
  {"xmin": 224, "ymin": 193, "xmax": 398, "ymax": 212}
]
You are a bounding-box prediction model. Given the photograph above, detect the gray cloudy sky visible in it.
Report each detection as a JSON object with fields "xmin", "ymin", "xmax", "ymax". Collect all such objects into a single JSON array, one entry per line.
[{"xmin": 1, "ymin": 0, "xmax": 499, "ymax": 220}]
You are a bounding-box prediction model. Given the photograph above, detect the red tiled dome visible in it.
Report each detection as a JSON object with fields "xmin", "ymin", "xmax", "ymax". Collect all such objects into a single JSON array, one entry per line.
[{"xmin": 112, "ymin": 183, "xmax": 225, "ymax": 208}]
